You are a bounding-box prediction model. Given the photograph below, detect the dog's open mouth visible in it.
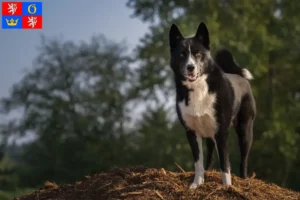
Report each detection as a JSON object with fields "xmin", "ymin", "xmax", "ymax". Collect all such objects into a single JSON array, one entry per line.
[{"xmin": 186, "ymin": 73, "xmax": 198, "ymax": 82}]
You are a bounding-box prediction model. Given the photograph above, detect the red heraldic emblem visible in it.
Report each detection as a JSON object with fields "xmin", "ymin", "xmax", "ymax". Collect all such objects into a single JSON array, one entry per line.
[
  {"xmin": 22, "ymin": 16, "xmax": 42, "ymax": 29},
  {"xmin": 2, "ymin": 2, "xmax": 22, "ymax": 15}
]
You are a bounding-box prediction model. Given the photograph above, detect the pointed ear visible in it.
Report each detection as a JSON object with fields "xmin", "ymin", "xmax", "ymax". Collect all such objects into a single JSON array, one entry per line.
[
  {"xmin": 169, "ymin": 24, "xmax": 183, "ymax": 50},
  {"xmin": 195, "ymin": 22, "xmax": 210, "ymax": 49}
]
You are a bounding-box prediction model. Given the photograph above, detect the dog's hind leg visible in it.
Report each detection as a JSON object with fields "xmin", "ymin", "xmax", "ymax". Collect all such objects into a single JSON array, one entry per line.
[
  {"xmin": 235, "ymin": 95, "xmax": 255, "ymax": 178},
  {"xmin": 236, "ymin": 117, "xmax": 254, "ymax": 178},
  {"xmin": 186, "ymin": 130, "xmax": 205, "ymax": 189},
  {"xmin": 205, "ymin": 138, "xmax": 215, "ymax": 170}
]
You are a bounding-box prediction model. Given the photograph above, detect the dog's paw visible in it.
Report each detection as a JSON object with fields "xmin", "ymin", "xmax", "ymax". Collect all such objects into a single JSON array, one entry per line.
[
  {"xmin": 221, "ymin": 172, "xmax": 232, "ymax": 186},
  {"xmin": 189, "ymin": 179, "xmax": 204, "ymax": 190},
  {"xmin": 189, "ymin": 183, "xmax": 199, "ymax": 189},
  {"xmin": 189, "ymin": 173, "xmax": 204, "ymax": 189}
]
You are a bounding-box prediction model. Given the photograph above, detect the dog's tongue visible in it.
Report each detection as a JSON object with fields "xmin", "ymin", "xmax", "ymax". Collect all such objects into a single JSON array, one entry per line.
[{"xmin": 188, "ymin": 74, "xmax": 195, "ymax": 78}]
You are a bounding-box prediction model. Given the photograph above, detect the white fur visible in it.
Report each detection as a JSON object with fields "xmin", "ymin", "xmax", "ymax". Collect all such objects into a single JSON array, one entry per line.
[
  {"xmin": 222, "ymin": 171, "xmax": 232, "ymax": 186},
  {"xmin": 187, "ymin": 46, "xmax": 197, "ymax": 66},
  {"xmin": 178, "ymin": 75, "xmax": 217, "ymax": 138},
  {"xmin": 189, "ymin": 136, "xmax": 205, "ymax": 189},
  {"xmin": 183, "ymin": 44, "xmax": 198, "ymax": 77},
  {"xmin": 242, "ymin": 68, "xmax": 253, "ymax": 80}
]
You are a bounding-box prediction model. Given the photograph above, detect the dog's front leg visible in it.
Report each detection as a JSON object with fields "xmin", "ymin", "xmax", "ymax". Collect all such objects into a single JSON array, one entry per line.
[
  {"xmin": 186, "ymin": 130, "xmax": 204, "ymax": 189},
  {"xmin": 215, "ymin": 130, "xmax": 232, "ymax": 186}
]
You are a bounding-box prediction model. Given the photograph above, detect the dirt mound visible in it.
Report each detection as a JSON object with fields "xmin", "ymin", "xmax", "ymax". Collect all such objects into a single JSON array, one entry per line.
[{"xmin": 16, "ymin": 166, "xmax": 300, "ymax": 200}]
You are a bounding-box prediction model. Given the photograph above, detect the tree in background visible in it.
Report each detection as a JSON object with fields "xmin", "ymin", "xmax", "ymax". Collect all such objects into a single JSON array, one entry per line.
[
  {"xmin": 0, "ymin": 35, "xmax": 138, "ymax": 187},
  {"xmin": 0, "ymin": 0, "xmax": 299, "ymax": 196}
]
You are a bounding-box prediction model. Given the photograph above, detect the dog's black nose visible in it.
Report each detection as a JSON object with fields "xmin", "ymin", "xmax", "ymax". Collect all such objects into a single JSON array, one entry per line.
[{"xmin": 187, "ymin": 65, "xmax": 195, "ymax": 72}]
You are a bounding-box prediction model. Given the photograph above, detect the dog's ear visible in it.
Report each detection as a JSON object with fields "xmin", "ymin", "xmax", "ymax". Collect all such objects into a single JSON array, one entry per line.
[
  {"xmin": 195, "ymin": 22, "xmax": 210, "ymax": 49},
  {"xmin": 169, "ymin": 24, "xmax": 183, "ymax": 50}
]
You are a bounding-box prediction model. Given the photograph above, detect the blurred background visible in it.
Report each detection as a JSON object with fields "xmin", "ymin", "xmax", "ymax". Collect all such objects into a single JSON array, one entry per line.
[{"xmin": 0, "ymin": 0, "xmax": 300, "ymax": 199}]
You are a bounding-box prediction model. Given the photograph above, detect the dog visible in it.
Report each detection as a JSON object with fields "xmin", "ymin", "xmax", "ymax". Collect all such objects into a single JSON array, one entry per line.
[{"xmin": 168, "ymin": 22, "xmax": 256, "ymax": 189}]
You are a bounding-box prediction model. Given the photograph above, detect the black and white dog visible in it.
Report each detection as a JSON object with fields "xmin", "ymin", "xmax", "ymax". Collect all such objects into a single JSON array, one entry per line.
[{"xmin": 169, "ymin": 22, "xmax": 256, "ymax": 189}]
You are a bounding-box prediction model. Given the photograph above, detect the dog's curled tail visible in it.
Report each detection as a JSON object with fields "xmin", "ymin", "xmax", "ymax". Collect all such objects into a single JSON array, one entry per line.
[{"xmin": 215, "ymin": 49, "xmax": 253, "ymax": 80}]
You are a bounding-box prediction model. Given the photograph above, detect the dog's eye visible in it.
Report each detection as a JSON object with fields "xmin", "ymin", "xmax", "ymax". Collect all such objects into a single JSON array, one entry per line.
[
  {"xmin": 195, "ymin": 52, "xmax": 202, "ymax": 57},
  {"xmin": 180, "ymin": 52, "xmax": 185, "ymax": 57}
]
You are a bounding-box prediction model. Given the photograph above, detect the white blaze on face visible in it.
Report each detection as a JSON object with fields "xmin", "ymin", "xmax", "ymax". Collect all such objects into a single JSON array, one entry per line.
[
  {"xmin": 183, "ymin": 44, "xmax": 198, "ymax": 81},
  {"xmin": 187, "ymin": 45, "xmax": 197, "ymax": 67},
  {"xmin": 189, "ymin": 136, "xmax": 205, "ymax": 189},
  {"xmin": 183, "ymin": 44, "xmax": 208, "ymax": 80}
]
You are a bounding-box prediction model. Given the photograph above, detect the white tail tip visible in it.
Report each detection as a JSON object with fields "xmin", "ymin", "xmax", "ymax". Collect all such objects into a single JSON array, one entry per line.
[{"xmin": 242, "ymin": 68, "xmax": 254, "ymax": 80}]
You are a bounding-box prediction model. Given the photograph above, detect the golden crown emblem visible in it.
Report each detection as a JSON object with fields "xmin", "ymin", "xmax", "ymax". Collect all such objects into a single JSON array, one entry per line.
[{"xmin": 6, "ymin": 18, "xmax": 18, "ymax": 26}]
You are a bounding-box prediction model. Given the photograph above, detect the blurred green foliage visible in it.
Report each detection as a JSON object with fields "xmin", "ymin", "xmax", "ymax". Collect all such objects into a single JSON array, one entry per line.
[{"xmin": 0, "ymin": 0, "xmax": 299, "ymax": 198}]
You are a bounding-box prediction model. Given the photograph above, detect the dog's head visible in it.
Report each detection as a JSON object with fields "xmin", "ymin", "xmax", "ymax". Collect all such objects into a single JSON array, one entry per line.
[{"xmin": 169, "ymin": 22, "xmax": 212, "ymax": 82}]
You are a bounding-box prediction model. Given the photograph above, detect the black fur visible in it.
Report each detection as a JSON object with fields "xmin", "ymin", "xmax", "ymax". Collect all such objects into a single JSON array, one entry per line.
[
  {"xmin": 169, "ymin": 22, "xmax": 256, "ymax": 186},
  {"xmin": 215, "ymin": 48, "xmax": 248, "ymax": 79}
]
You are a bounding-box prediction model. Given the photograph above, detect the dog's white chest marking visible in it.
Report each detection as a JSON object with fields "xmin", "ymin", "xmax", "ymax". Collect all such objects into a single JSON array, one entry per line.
[{"xmin": 178, "ymin": 75, "xmax": 217, "ymax": 138}]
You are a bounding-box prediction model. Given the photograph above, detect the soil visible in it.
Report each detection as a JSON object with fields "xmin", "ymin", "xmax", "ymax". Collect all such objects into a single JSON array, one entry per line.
[{"xmin": 15, "ymin": 166, "xmax": 300, "ymax": 200}]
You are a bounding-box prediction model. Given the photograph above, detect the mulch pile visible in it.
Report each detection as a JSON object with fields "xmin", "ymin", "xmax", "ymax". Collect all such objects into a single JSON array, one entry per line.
[{"xmin": 16, "ymin": 166, "xmax": 300, "ymax": 200}]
